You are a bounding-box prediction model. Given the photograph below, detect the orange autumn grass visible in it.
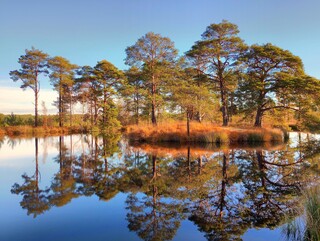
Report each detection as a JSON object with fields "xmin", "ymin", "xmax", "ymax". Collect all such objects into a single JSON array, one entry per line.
[
  {"xmin": 125, "ymin": 121, "xmax": 286, "ymax": 144},
  {"xmin": 1, "ymin": 126, "xmax": 88, "ymax": 137}
]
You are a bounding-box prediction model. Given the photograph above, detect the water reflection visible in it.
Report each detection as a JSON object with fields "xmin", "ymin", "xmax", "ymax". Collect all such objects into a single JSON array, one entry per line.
[
  {"xmin": 9, "ymin": 133, "xmax": 320, "ymax": 240},
  {"xmin": 11, "ymin": 138, "xmax": 50, "ymax": 217}
]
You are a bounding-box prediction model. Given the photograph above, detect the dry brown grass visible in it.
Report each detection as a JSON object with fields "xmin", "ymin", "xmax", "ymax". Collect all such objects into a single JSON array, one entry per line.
[
  {"xmin": 125, "ymin": 121, "xmax": 285, "ymax": 144},
  {"xmin": 0, "ymin": 128, "xmax": 5, "ymax": 138},
  {"xmin": 2, "ymin": 126, "xmax": 88, "ymax": 137}
]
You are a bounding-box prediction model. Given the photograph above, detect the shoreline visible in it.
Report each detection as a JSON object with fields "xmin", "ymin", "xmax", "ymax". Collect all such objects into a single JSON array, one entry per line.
[
  {"xmin": 0, "ymin": 123, "xmax": 288, "ymax": 145},
  {"xmin": 0, "ymin": 126, "xmax": 89, "ymax": 138}
]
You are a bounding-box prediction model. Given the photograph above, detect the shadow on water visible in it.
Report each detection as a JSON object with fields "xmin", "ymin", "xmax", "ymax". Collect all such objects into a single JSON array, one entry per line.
[{"xmin": 8, "ymin": 132, "xmax": 320, "ymax": 241}]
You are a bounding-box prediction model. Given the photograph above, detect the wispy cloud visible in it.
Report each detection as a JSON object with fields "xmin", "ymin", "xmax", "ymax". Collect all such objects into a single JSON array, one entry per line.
[{"xmin": 0, "ymin": 87, "xmax": 58, "ymax": 114}]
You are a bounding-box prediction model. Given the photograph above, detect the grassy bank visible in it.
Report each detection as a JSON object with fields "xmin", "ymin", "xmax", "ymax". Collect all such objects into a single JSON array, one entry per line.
[
  {"xmin": 125, "ymin": 122, "xmax": 286, "ymax": 144},
  {"xmin": 0, "ymin": 126, "xmax": 89, "ymax": 138}
]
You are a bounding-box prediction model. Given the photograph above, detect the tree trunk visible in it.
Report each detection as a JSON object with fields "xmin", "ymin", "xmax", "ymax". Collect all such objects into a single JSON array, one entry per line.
[
  {"xmin": 256, "ymin": 150, "xmax": 266, "ymax": 187},
  {"xmin": 219, "ymin": 81, "xmax": 228, "ymax": 126},
  {"xmin": 103, "ymin": 137, "xmax": 109, "ymax": 173},
  {"xmin": 94, "ymin": 98, "xmax": 98, "ymax": 126},
  {"xmin": 35, "ymin": 138, "xmax": 39, "ymax": 182},
  {"xmin": 90, "ymin": 100, "xmax": 94, "ymax": 127},
  {"xmin": 195, "ymin": 93, "xmax": 202, "ymax": 123},
  {"xmin": 229, "ymin": 92, "xmax": 234, "ymax": 123},
  {"xmin": 103, "ymin": 89, "xmax": 107, "ymax": 127},
  {"xmin": 59, "ymin": 85, "xmax": 63, "ymax": 127},
  {"xmin": 187, "ymin": 145, "xmax": 191, "ymax": 181},
  {"xmin": 198, "ymin": 156, "xmax": 202, "ymax": 175},
  {"xmin": 135, "ymin": 94, "xmax": 139, "ymax": 125},
  {"xmin": 34, "ymin": 72, "xmax": 39, "ymax": 127},
  {"xmin": 69, "ymin": 90, "xmax": 72, "ymax": 127},
  {"xmin": 187, "ymin": 111, "xmax": 190, "ymax": 138},
  {"xmin": 218, "ymin": 67, "xmax": 228, "ymax": 126},
  {"xmin": 35, "ymin": 90, "xmax": 39, "ymax": 127},
  {"xmin": 151, "ymin": 75, "xmax": 157, "ymax": 125},
  {"xmin": 218, "ymin": 152, "xmax": 228, "ymax": 217},
  {"xmin": 152, "ymin": 154, "xmax": 157, "ymax": 179},
  {"xmin": 254, "ymin": 107, "xmax": 263, "ymax": 127}
]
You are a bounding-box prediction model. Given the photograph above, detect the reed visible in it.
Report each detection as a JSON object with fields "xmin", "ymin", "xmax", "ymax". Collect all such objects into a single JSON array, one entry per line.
[
  {"xmin": 304, "ymin": 187, "xmax": 320, "ymax": 241},
  {"xmin": 283, "ymin": 186, "xmax": 320, "ymax": 241}
]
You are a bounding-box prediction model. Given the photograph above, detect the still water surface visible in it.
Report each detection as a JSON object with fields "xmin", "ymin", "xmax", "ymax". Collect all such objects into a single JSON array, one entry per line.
[{"xmin": 0, "ymin": 133, "xmax": 319, "ymax": 241}]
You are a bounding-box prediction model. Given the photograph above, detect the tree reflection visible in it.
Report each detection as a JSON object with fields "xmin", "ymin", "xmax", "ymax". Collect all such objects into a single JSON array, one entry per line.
[
  {"xmin": 124, "ymin": 153, "xmax": 184, "ymax": 241},
  {"xmin": 11, "ymin": 134, "xmax": 121, "ymax": 216},
  {"xmin": 11, "ymin": 138, "xmax": 50, "ymax": 217},
  {"xmin": 187, "ymin": 150, "xmax": 249, "ymax": 241},
  {"xmin": 10, "ymin": 134, "xmax": 320, "ymax": 240},
  {"xmin": 49, "ymin": 136, "xmax": 78, "ymax": 207},
  {"xmin": 237, "ymin": 149, "xmax": 301, "ymax": 229}
]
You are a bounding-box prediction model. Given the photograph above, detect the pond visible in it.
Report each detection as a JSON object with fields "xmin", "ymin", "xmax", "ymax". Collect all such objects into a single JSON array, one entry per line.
[{"xmin": 0, "ymin": 133, "xmax": 319, "ymax": 241}]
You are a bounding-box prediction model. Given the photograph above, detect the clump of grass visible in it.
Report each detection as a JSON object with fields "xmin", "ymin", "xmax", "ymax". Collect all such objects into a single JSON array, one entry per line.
[
  {"xmin": 192, "ymin": 132, "xmax": 229, "ymax": 144},
  {"xmin": 304, "ymin": 187, "xmax": 320, "ymax": 240},
  {"xmin": 247, "ymin": 133, "xmax": 264, "ymax": 143},
  {"xmin": 283, "ymin": 186, "xmax": 320, "ymax": 241}
]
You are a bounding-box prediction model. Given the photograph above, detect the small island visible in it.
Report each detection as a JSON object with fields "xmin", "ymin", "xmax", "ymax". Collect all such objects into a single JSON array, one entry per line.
[{"xmin": 1, "ymin": 21, "xmax": 320, "ymax": 141}]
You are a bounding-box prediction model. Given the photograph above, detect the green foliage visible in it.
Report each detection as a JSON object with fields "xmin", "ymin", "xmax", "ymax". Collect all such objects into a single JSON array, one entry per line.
[
  {"xmin": 1, "ymin": 113, "xmax": 34, "ymax": 126},
  {"xmin": 238, "ymin": 43, "xmax": 304, "ymax": 127},
  {"xmin": 6, "ymin": 23, "xmax": 320, "ymax": 131},
  {"xmin": 9, "ymin": 47, "xmax": 49, "ymax": 127},
  {"xmin": 120, "ymin": 67, "xmax": 148, "ymax": 124},
  {"xmin": 125, "ymin": 32, "xmax": 179, "ymax": 125},
  {"xmin": 301, "ymin": 112, "xmax": 320, "ymax": 132},
  {"xmin": 94, "ymin": 60, "xmax": 124, "ymax": 130},
  {"xmin": 48, "ymin": 56, "xmax": 78, "ymax": 127},
  {"xmin": 186, "ymin": 20, "xmax": 247, "ymax": 126},
  {"xmin": 99, "ymin": 100, "xmax": 122, "ymax": 133},
  {"xmin": 0, "ymin": 114, "xmax": 5, "ymax": 127}
]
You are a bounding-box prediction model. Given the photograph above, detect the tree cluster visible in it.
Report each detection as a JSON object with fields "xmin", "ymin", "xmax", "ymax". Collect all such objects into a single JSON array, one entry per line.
[{"xmin": 10, "ymin": 20, "xmax": 320, "ymax": 130}]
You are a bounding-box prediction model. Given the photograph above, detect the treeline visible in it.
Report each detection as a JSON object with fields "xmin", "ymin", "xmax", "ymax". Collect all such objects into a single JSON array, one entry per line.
[
  {"xmin": 9, "ymin": 20, "xmax": 320, "ymax": 131},
  {"xmin": 0, "ymin": 113, "xmax": 84, "ymax": 128}
]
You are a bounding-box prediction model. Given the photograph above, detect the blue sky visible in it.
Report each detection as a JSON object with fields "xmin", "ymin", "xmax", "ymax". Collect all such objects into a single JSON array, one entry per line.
[{"xmin": 1, "ymin": 0, "xmax": 320, "ymax": 113}]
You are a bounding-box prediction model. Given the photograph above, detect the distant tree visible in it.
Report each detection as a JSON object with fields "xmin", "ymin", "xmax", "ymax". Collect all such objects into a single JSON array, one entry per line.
[
  {"xmin": 290, "ymin": 76, "xmax": 320, "ymax": 131},
  {"xmin": 5, "ymin": 112, "xmax": 22, "ymax": 126},
  {"xmin": 48, "ymin": 56, "xmax": 77, "ymax": 127},
  {"xmin": 171, "ymin": 67, "xmax": 215, "ymax": 137},
  {"xmin": 239, "ymin": 43, "xmax": 304, "ymax": 127},
  {"xmin": 93, "ymin": 60, "xmax": 124, "ymax": 131},
  {"xmin": 186, "ymin": 20, "xmax": 246, "ymax": 126},
  {"xmin": 183, "ymin": 60, "xmax": 212, "ymax": 123},
  {"xmin": 75, "ymin": 65, "xmax": 100, "ymax": 127},
  {"xmin": 121, "ymin": 67, "xmax": 148, "ymax": 125},
  {"xmin": 125, "ymin": 32, "xmax": 178, "ymax": 125},
  {"xmin": 10, "ymin": 47, "xmax": 49, "ymax": 127}
]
